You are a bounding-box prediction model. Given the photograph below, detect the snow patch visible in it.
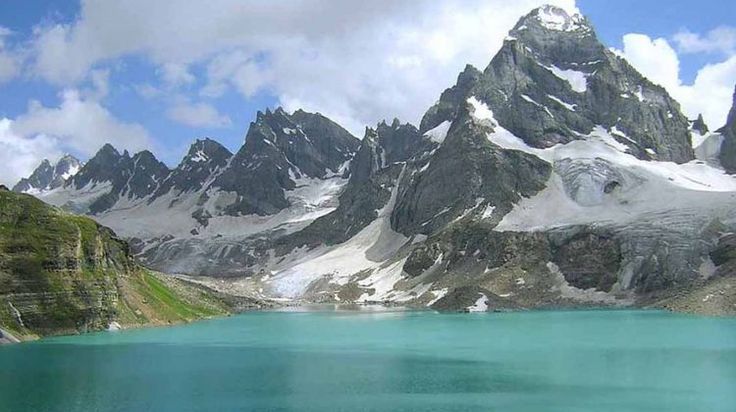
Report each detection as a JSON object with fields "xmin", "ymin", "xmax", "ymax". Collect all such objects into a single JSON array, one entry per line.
[
  {"xmin": 466, "ymin": 293, "xmax": 488, "ymax": 312},
  {"xmin": 547, "ymin": 95, "xmax": 576, "ymax": 111},
  {"xmin": 521, "ymin": 94, "xmax": 554, "ymax": 118},
  {"xmin": 427, "ymin": 288, "xmax": 449, "ymax": 306},
  {"xmin": 61, "ymin": 164, "xmax": 81, "ymax": 180},
  {"xmin": 424, "ymin": 120, "xmax": 452, "ymax": 144},
  {"xmin": 546, "ymin": 65, "xmax": 589, "ymax": 93},
  {"xmin": 190, "ymin": 150, "xmax": 209, "ymax": 163},
  {"xmin": 267, "ymin": 168, "xmax": 410, "ymax": 298},
  {"xmin": 535, "ymin": 5, "xmax": 585, "ymax": 32},
  {"xmin": 481, "ymin": 205, "xmax": 495, "ymax": 219}
]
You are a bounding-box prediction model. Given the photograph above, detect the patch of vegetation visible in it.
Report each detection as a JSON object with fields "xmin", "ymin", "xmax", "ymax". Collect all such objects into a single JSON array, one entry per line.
[{"xmin": 0, "ymin": 190, "xmax": 230, "ymax": 340}]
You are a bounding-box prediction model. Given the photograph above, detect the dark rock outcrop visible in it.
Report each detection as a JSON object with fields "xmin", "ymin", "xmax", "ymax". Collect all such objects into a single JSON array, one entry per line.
[
  {"xmin": 692, "ymin": 114, "xmax": 709, "ymax": 135},
  {"xmin": 152, "ymin": 138, "xmax": 232, "ymax": 199},
  {"xmin": 718, "ymin": 86, "xmax": 736, "ymax": 173},
  {"xmin": 211, "ymin": 108, "xmax": 359, "ymax": 216}
]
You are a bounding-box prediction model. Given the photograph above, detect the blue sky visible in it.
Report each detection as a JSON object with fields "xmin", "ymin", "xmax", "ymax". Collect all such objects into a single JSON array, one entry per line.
[{"xmin": 0, "ymin": 0, "xmax": 734, "ymax": 185}]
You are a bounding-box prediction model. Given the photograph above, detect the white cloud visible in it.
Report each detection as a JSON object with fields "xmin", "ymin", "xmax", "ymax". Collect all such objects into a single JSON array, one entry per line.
[
  {"xmin": 80, "ymin": 68, "xmax": 110, "ymax": 100},
  {"xmin": 11, "ymin": 89, "xmax": 153, "ymax": 158},
  {"xmin": 160, "ymin": 63, "xmax": 195, "ymax": 87},
  {"xmin": 201, "ymin": 51, "xmax": 271, "ymax": 98},
  {"xmin": 28, "ymin": 0, "xmax": 577, "ymax": 134},
  {"xmin": 166, "ymin": 99, "xmax": 231, "ymax": 128},
  {"xmin": 615, "ymin": 33, "xmax": 736, "ymax": 129},
  {"xmin": 135, "ymin": 83, "xmax": 163, "ymax": 100},
  {"xmin": 0, "ymin": 118, "xmax": 61, "ymax": 186},
  {"xmin": 673, "ymin": 26, "xmax": 736, "ymax": 55},
  {"xmin": 615, "ymin": 34, "xmax": 681, "ymax": 92},
  {"xmin": 0, "ymin": 26, "xmax": 20, "ymax": 83}
]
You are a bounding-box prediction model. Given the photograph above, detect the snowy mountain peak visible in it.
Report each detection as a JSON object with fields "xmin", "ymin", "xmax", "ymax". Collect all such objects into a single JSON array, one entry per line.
[
  {"xmin": 186, "ymin": 138, "xmax": 231, "ymax": 163},
  {"xmin": 509, "ymin": 5, "xmax": 589, "ymax": 37},
  {"xmin": 12, "ymin": 154, "xmax": 82, "ymax": 194},
  {"xmin": 531, "ymin": 5, "xmax": 586, "ymax": 32}
]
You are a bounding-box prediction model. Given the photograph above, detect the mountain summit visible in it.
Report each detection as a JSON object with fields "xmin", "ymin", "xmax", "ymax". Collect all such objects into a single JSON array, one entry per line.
[
  {"xmin": 12, "ymin": 154, "xmax": 82, "ymax": 194},
  {"xmin": 423, "ymin": 5, "xmax": 693, "ymax": 163}
]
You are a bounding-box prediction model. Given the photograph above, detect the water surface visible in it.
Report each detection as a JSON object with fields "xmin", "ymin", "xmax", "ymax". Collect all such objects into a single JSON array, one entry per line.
[{"xmin": 1, "ymin": 308, "xmax": 735, "ymax": 411}]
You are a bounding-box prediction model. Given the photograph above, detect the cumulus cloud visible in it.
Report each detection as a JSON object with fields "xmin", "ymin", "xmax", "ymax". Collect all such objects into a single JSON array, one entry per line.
[
  {"xmin": 11, "ymin": 89, "xmax": 153, "ymax": 158},
  {"xmin": 28, "ymin": 0, "xmax": 577, "ymax": 134},
  {"xmin": 614, "ymin": 34, "xmax": 681, "ymax": 92},
  {"xmin": 0, "ymin": 119, "xmax": 61, "ymax": 186},
  {"xmin": 166, "ymin": 99, "xmax": 232, "ymax": 128},
  {"xmin": 673, "ymin": 26, "xmax": 736, "ymax": 55},
  {"xmin": 615, "ymin": 33, "xmax": 736, "ymax": 129}
]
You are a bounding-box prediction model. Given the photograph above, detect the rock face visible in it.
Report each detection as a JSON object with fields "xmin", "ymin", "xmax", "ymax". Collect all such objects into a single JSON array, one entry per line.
[
  {"xmin": 0, "ymin": 190, "xmax": 237, "ymax": 340},
  {"xmin": 422, "ymin": 5, "xmax": 694, "ymax": 163},
  {"xmin": 692, "ymin": 114, "xmax": 709, "ymax": 135},
  {"xmin": 13, "ymin": 6, "xmax": 736, "ymax": 315},
  {"xmin": 12, "ymin": 154, "xmax": 82, "ymax": 194},
  {"xmin": 208, "ymin": 108, "xmax": 359, "ymax": 216},
  {"xmin": 391, "ymin": 111, "xmax": 551, "ymax": 236},
  {"xmin": 718, "ymin": 86, "xmax": 736, "ymax": 173},
  {"xmin": 152, "ymin": 138, "xmax": 232, "ymax": 200},
  {"xmin": 278, "ymin": 119, "xmax": 432, "ymax": 248},
  {"xmin": 60, "ymin": 145, "xmax": 170, "ymax": 214}
]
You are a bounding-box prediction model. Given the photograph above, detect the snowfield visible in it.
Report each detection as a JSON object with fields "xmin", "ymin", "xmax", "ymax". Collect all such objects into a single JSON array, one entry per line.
[
  {"xmin": 465, "ymin": 96, "xmax": 736, "ymax": 232},
  {"xmin": 266, "ymin": 168, "xmax": 411, "ymax": 299}
]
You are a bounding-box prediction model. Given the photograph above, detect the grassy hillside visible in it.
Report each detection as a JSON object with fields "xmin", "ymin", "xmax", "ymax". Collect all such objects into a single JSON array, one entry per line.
[{"xmin": 0, "ymin": 188, "xmax": 236, "ymax": 341}]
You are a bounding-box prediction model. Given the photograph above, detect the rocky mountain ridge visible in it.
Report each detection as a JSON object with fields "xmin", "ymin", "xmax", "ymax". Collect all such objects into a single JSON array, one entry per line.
[
  {"xmin": 13, "ymin": 5, "xmax": 736, "ymax": 314},
  {"xmin": 12, "ymin": 154, "xmax": 82, "ymax": 194}
]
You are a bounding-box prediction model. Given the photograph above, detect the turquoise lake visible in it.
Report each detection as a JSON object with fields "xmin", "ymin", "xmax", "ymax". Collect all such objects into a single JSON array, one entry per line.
[{"xmin": 1, "ymin": 308, "xmax": 735, "ymax": 411}]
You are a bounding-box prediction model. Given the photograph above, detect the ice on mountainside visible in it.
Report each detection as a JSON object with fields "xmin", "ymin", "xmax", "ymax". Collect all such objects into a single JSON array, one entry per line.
[{"xmin": 545, "ymin": 65, "xmax": 588, "ymax": 93}]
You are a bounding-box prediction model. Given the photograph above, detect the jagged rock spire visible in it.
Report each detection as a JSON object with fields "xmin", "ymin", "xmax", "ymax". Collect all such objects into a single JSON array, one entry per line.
[{"xmin": 692, "ymin": 114, "xmax": 709, "ymax": 135}]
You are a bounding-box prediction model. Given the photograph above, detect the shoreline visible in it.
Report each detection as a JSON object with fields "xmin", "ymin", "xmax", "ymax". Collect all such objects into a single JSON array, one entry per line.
[{"xmin": 4, "ymin": 299, "xmax": 734, "ymax": 346}]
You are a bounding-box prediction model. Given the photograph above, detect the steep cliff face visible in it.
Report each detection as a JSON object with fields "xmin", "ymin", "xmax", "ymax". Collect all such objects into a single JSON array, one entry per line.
[
  {"xmin": 0, "ymin": 189, "xmax": 239, "ymax": 341},
  {"xmin": 718, "ymin": 86, "xmax": 736, "ymax": 173}
]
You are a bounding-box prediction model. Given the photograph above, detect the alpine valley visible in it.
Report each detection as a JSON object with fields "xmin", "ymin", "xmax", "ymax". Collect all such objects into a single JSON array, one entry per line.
[{"xmin": 8, "ymin": 5, "xmax": 736, "ymax": 334}]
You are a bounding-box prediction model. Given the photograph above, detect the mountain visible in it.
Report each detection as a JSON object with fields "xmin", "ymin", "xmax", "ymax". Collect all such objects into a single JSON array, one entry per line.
[
  {"xmin": 718, "ymin": 86, "xmax": 736, "ymax": 173},
  {"xmin": 252, "ymin": 5, "xmax": 736, "ymax": 312},
  {"xmin": 210, "ymin": 107, "xmax": 358, "ymax": 216},
  {"xmin": 31, "ymin": 145, "xmax": 171, "ymax": 215},
  {"xmin": 422, "ymin": 5, "xmax": 693, "ymax": 163},
  {"xmin": 0, "ymin": 187, "xmax": 258, "ymax": 342},
  {"xmin": 12, "ymin": 154, "xmax": 82, "ymax": 194},
  {"xmin": 14, "ymin": 5, "xmax": 736, "ymax": 315},
  {"xmin": 29, "ymin": 108, "xmax": 360, "ymax": 277},
  {"xmin": 151, "ymin": 138, "xmax": 232, "ymax": 199}
]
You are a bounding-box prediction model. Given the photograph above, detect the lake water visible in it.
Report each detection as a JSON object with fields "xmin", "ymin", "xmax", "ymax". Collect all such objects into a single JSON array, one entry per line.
[{"xmin": 1, "ymin": 308, "xmax": 735, "ymax": 411}]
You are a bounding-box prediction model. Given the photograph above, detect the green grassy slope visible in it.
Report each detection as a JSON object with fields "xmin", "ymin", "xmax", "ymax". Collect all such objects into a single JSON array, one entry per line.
[{"xmin": 0, "ymin": 189, "xmax": 232, "ymax": 340}]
